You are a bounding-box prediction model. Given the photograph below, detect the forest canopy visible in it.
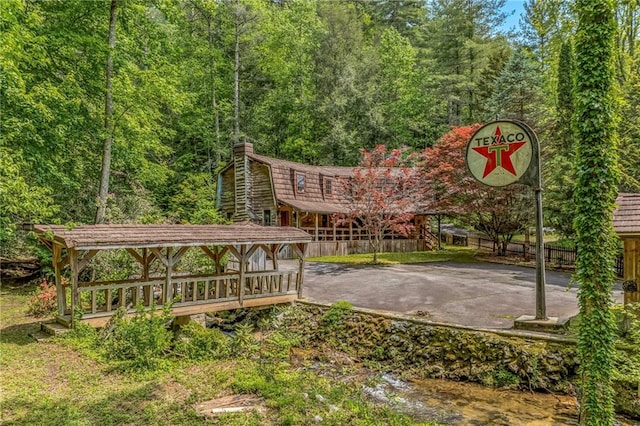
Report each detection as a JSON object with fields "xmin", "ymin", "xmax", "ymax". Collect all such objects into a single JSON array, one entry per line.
[{"xmin": 1, "ymin": 0, "xmax": 639, "ymax": 255}]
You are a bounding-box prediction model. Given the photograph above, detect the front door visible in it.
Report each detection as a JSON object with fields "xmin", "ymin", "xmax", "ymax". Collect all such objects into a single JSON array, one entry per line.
[{"xmin": 280, "ymin": 211, "xmax": 289, "ymax": 226}]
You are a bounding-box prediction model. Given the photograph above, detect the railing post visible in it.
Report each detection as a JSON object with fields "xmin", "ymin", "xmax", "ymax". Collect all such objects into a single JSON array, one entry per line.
[{"xmin": 69, "ymin": 248, "xmax": 79, "ymax": 326}]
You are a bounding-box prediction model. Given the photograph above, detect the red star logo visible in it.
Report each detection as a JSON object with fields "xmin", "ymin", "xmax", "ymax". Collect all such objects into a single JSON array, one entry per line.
[{"xmin": 472, "ymin": 126, "xmax": 526, "ymax": 178}]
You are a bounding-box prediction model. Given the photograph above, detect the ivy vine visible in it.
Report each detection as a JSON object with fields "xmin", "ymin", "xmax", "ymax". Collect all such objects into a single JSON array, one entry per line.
[{"xmin": 574, "ymin": 0, "xmax": 620, "ymax": 424}]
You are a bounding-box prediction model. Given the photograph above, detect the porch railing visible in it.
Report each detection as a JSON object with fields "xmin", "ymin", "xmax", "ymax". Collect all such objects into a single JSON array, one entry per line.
[{"xmin": 72, "ymin": 270, "xmax": 299, "ymax": 317}]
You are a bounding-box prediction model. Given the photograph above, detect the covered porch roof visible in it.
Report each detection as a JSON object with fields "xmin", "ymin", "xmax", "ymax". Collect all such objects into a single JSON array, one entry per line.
[{"xmin": 33, "ymin": 223, "xmax": 312, "ymax": 250}]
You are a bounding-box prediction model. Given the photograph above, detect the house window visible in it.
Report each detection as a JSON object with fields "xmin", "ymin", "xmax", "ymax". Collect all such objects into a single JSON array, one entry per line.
[
  {"xmin": 324, "ymin": 178, "xmax": 333, "ymax": 195},
  {"xmin": 263, "ymin": 209, "xmax": 271, "ymax": 226},
  {"xmin": 296, "ymin": 173, "xmax": 306, "ymax": 193}
]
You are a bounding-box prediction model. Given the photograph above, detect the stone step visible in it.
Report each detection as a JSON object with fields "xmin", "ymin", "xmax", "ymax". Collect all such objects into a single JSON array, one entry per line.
[
  {"xmin": 40, "ymin": 320, "xmax": 70, "ymax": 337},
  {"xmin": 29, "ymin": 330, "xmax": 53, "ymax": 343}
]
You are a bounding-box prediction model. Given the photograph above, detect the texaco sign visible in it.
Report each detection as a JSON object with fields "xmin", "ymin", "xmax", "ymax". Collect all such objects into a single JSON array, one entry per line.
[{"xmin": 466, "ymin": 121, "xmax": 534, "ymax": 187}]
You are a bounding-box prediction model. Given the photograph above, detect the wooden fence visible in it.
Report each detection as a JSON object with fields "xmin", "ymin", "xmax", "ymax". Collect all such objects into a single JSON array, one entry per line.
[{"xmin": 466, "ymin": 235, "xmax": 624, "ymax": 277}]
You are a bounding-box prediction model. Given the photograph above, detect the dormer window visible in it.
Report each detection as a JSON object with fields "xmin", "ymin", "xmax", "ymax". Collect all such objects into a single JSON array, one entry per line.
[
  {"xmin": 296, "ymin": 172, "xmax": 306, "ymax": 193},
  {"xmin": 324, "ymin": 177, "xmax": 333, "ymax": 195}
]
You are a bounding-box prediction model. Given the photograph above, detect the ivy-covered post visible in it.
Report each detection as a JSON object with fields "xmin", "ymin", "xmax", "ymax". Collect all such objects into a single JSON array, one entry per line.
[{"xmin": 574, "ymin": 0, "xmax": 620, "ymax": 424}]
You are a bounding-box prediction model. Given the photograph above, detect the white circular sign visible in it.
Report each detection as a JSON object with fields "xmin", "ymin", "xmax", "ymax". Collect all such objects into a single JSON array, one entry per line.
[{"xmin": 466, "ymin": 121, "xmax": 533, "ymax": 187}]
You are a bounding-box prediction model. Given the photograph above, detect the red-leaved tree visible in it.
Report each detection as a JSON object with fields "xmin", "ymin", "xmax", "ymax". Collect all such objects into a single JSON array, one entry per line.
[
  {"xmin": 334, "ymin": 145, "xmax": 418, "ymax": 263},
  {"xmin": 420, "ymin": 125, "xmax": 533, "ymax": 255}
]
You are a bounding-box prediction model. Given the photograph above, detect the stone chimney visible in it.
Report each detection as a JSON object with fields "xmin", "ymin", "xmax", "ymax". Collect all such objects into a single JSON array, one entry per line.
[{"xmin": 233, "ymin": 142, "xmax": 253, "ymax": 221}]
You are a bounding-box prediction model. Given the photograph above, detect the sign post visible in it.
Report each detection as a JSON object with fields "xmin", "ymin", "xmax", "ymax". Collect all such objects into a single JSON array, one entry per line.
[{"xmin": 466, "ymin": 120, "xmax": 547, "ymax": 321}]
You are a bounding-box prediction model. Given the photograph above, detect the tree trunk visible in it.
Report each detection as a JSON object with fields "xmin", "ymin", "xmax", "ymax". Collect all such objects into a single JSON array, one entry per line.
[
  {"xmin": 95, "ymin": 0, "xmax": 118, "ymax": 224},
  {"xmin": 233, "ymin": 0, "xmax": 240, "ymax": 144},
  {"xmin": 208, "ymin": 19, "xmax": 221, "ymax": 168}
]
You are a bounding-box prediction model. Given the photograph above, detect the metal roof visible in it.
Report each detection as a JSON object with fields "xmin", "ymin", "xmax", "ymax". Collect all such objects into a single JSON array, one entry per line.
[
  {"xmin": 613, "ymin": 193, "xmax": 640, "ymax": 235},
  {"xmin": 33, "ymin": 223, "xmax": 312, "ymax": 250}
]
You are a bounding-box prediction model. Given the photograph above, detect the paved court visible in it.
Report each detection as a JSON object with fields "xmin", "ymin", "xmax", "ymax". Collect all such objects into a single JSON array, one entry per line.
[{"xmin": 295, "ymin": 261, "xmax": 625, "ymax": 329}]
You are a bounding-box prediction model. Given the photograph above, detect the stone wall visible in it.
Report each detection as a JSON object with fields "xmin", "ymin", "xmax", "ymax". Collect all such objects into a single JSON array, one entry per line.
[{"xmin": 280, "ymin": 302, "xmax": 639, "ymax": 418}]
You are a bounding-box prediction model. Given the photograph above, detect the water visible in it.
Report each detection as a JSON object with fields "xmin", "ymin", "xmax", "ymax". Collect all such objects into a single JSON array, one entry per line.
[{"xmin": 366, "ymin": 374, "xmax": 639, "ymax": 425}]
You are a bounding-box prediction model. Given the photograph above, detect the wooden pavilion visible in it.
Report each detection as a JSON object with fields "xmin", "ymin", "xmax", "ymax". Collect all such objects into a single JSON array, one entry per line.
[{"xmin": 33, "ymin": 223, "xmax": 311, "ymax": 327}]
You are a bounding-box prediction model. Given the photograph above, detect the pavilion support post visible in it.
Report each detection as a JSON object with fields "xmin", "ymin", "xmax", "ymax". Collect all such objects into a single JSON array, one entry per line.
[
  {"xmin": 270, "ymin": 244, "xmax": 280, "ymax": 271},
  {"xmin": 297, "ymin": 243, "xmax": 307, "ymax": 298},
  {"xmin": 165, "ymin": 247, "xmax": 173, "ymax": 304},
  {"xmin": 53, "ymin": 244, "xmax": 65, "ymax": 317},
  {"xmin": 69, "ymin": 248, "xmax": 79, "ymax": 327},
  {"xmin": 315, "ymin": 213, "xmax": 319, "ymax": 241},
  {"xmin": 142, "ymin": 248, "xmax": 151, "ymax": 305},
  {"xmin": 238, "ymin": 244, "xmax": 248, "ymax": 306},
  {"xmin": 349, "ymin": 221, "xmax": 352, "ymax": 241},
  {"xmin": 291, "ymin": 243, "xmax": 308, "ymax": 298},
  {"xmin": 333, "ymin": 221, "xmax": 337, "ymax": 241}
]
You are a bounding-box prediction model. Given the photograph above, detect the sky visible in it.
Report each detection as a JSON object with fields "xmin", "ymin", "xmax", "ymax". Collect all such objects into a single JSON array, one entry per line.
[{"xmin": 500, "ymin": 0, "xmax": 526, "ymax": 32}]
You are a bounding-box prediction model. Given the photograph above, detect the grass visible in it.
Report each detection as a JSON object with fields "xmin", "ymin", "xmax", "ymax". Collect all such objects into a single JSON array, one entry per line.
[
  {"xmin": 0, "ymin": 283, "xmax": 439, "ymax": 425},
  {"xmin": 307, "ymin": 246, "xmax": 479, "ymax": 265}
]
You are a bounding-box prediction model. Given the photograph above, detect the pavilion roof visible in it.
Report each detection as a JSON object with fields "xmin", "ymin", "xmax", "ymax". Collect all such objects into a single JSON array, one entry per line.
[
  {"xmin": 32, "ymin": 223, "xmax": 312, "ymax": 250},
  {"xmin": 614, "ymin": 193, "xmax": 640, "ymax": 236}
]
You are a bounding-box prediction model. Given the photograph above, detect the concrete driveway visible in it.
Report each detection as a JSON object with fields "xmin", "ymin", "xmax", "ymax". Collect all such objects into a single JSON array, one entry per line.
[{"xmin": 295, "ymin": 261, "xmax": 625, "ymax": 329}]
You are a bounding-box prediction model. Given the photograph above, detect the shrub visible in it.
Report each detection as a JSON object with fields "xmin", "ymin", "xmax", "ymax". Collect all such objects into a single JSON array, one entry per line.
[
  {"xmin": 27, "ymin": 279, "xmax": 58, "ymax": 317},
  {"xmin": 100, "ymin": 304, "xmax": 173, "ymax": 371},
  {"xmin": 173, "ymin": 322, "xmax": 229, "ymax": 361},
  {"xmin": 229, "ymin": 322, "xmax": 260, "ymax": 358},
  {"xmin": 321, "ymin": 301, "xmax": 353, "ymax": 328}
]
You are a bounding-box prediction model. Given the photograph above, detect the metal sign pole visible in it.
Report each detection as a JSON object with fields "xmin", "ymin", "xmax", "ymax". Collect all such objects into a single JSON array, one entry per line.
[{"xmin": 535, "ymin": 187, "xmax": 547, "ymax": 320}]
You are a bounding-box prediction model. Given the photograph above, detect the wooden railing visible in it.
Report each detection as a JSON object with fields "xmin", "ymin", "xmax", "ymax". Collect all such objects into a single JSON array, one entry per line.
[
  {"xmin": 74, "ymin": 270, "xmax": 299, "ymax": 317},
  {"xmin": 300, "ymin": 227, "xmax": 426, "ymax": 242}
]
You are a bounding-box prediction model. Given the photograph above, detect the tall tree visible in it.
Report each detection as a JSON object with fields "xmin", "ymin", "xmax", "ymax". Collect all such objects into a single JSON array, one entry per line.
[
  {"xmin": 574, "ymin": 0, "xmax": 619, "ymax": 424},
  {"xmin": 485, "ymin": 48, "xmax": 544, "ymax": 125},
  {"xmin": 96, "ymin": 0, "xmax": 119, "ymax": 224},
  {"xmin": 544, "ymin": 40, "xmax": 577, "ymax": 237},
  {"xmin": 426, "ymin": 0, "xmax": 508, "ymax": 126}
]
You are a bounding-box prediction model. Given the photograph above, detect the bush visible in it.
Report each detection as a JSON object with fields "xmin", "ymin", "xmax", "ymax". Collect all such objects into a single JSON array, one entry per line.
[
  {"xmin": 100, "ymin": 304, "xmax": 173, "ymax": 371},
  {"xmin": 229, "ymin": 322, "xmax": 260, "ymax": 358},
  {"xmin": 27, "ymin": 279, "xmax": 58, "ymax": 317},
  {"xmin": 321, "ymin": 301, "xmax": 352, "ymax": 328},
  {"xmin": 173, "ymin": 322, "xmax": 229, "ymax": 361}
]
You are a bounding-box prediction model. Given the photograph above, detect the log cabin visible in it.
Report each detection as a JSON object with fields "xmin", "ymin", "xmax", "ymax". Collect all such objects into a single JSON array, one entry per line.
[
  {"xmin": 216, "ymin": 142, "xmax": 436, "ymax": 248},
  {"xmin": 614, "ymin": 193, "xmax": 640, "ymax": 307}
]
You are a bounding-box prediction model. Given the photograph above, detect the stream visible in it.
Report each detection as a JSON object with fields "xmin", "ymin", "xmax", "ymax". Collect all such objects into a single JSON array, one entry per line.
[{"xmin": 363, "ymin": 374, "xmax": 639, "ymax": 425}]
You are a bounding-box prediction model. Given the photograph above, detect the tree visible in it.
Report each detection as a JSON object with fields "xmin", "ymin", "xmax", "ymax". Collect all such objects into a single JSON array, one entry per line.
[
  {"xmin": 419, "ymin": 125, "xmax": 533, "ymax": 255},
  {"xmin": 96, "ymin": 0, "xmax": 119, "ymax": 224},
  {"xmin": 544, "ymin": 40, "xmax": 577, "ymax": 238},
  {"xmin": 574, "ymin": 0, "xmax": 619, "ymax": 423},
  {"xmin": 426, "ymin": 0, "xmax": 509, "ymax": 126},
  {"xmin": 485, "ymin": 48, "xmax": 544, "ymax": 125},
  {"xmin": 334, "ymin": 145, "xmax": 417, "ymax": 264}
]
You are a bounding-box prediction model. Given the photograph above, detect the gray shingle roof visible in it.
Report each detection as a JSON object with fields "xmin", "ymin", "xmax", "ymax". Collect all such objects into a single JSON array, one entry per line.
[
  {"xmin": 614, "ymin": 193, "xmax": 640, "ymax": 235},
  {"xmin": 33, "ymin": 223, "xmax": 312, "ymax": 250}
]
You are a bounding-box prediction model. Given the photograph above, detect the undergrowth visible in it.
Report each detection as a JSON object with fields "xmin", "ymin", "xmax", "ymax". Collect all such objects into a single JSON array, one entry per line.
[{"xmin": 50, "ymin": 303, "xmax": 435, "ymax": 425}]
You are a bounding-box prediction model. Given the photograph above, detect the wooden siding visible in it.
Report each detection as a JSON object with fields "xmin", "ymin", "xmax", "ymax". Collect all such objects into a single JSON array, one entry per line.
[
  {"xmin": 624, "ymin": 238, "xmax": 639, "ymax": 283},
  {"xmin": 249, "ymin": 161, "xmax": 276, "ymax": 225}
]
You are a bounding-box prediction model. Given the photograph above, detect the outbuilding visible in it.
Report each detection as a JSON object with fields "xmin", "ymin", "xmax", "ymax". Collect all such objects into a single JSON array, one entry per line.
[{"xmin": 613, "ymin": 193, "xmax": 640, "ymax": 307}]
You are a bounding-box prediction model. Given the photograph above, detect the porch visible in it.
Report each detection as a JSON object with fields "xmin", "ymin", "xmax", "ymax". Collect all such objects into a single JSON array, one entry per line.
[{"xmin": 32, "ymin": 223, "xmax": 311, "ymax": 327}]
